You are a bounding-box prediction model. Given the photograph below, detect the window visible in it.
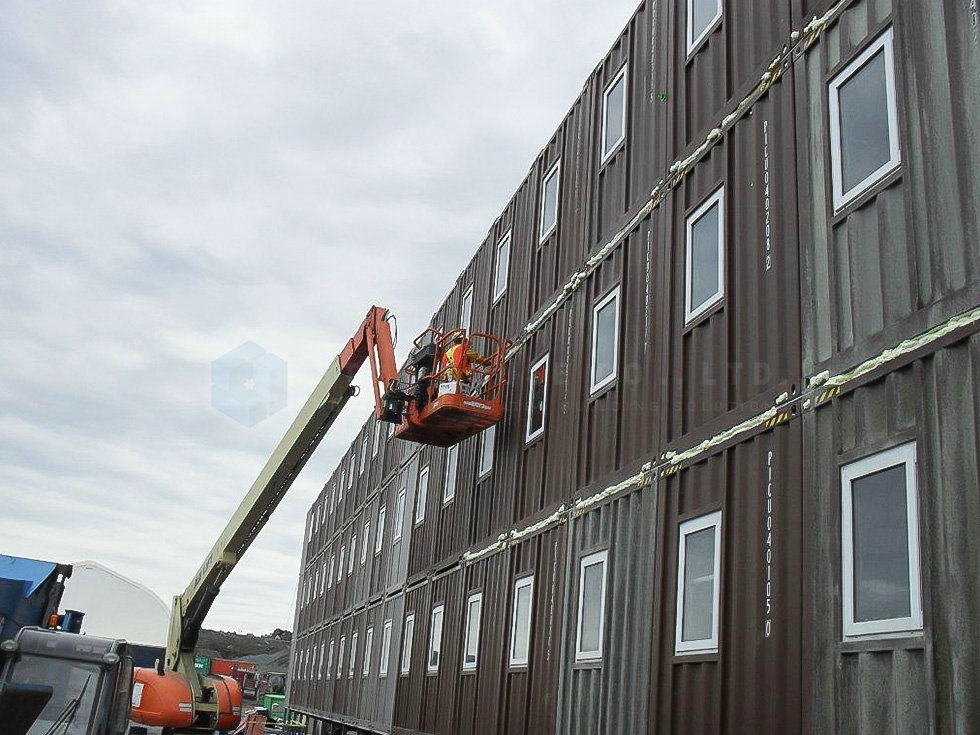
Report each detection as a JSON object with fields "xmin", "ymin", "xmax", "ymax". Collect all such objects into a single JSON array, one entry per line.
[
  {"xmin": 841, "ymin": 442, "xmax": 922, "ymax": 638},
  {"xmin": 462, "ymin": 591, "xmax": 483, "ymax": 672},
  {"xmin": 443, "ymin": 445, "xmax": 458, "ymax": 504},
  {"xmin": 379, "ymin": 619, "xmax": 392, "ymax": 678},
  {"xmin": 427, "ymin": 604, "xmax": 445, "ymax": 674},
  {"xmin": 348, "ymin": 455, "xmax": 355, "ymax": 489},
  {"xmin": 340, "ymin": 468, "xmax": 346, "ymax": 497},
  {"xmin": 320, "ymin": 561, "xmax": 326, "ymax": 595},
  {"xmin": 348, "ymin": 536, "xmax": 356, "ymax": 575},
  {"xmin": 685, "ymin": 186, "xmax": 725, "ymax": 324},
  {"xmin": 687, "ymin": 0, "xmax": 723, "ymax": 54},
  {"xmin": 509, "ymin": 576, "xmax": 534, "ymax": 667},
  {"xmin": 415, "ymin": 466, "xmax": 429, "ymax": 524},
  {"xmin": 337, "ymin": 636, "xmax": 345, "ymax": 677},
  {"xmin": 829, "ymin": 27, "xmax": 901, "ymax": 211},
  {"xmin": 538, "ymin": 161, "xmax": 561, "ymax": 243},
  {"xmin": 361, "ymin": 521, "xmax": 370, "ymax": 564},
  {"xmin": 575, "ymin": 550, "xmax": 608, "ymax": 661},
  {"xmin": 363, "ymin": 627, "xmax": 374, "ymax": 677},
  {"xmin": 393, "ymin": 487, "xmax": 406, "ymax": 541},
  {"xmin": 675, "ymin": 511, "xmax": 722, "ymax": 654},
  {"xmin": 460, "ymin": 285, "xmax": 474, "ymax": 333},
  {"xmin": 478, "ymin": 425, "xmax": 495, "ymax": 478},
  {"xmin": 600, "ymin": 65, "xmax": 628, "ymax": 164},
  {"xmin": 526, "ymin": 355, "xmax": 549, "ymax": 442},
  {"xmin": 327, "ymin": 639, "xmax": 334, "ymax": 680},
  {"xmin": 314, "ymin": 570, "xmax": 320, "ymax": 600},
  {"xmin": 359, "ymin": 437, "xmax": 368, "ymax": 474},
  {"xmin": 400, "ymin": 613, "xmax": 416, "ymax": 675},
  {"xmin": 328, "ymin": 554, "xmax": 335, "ymax": 589},
  {"xmin": 375, "ymin": 505, "xmax": 386, "ymax": 554},
  {"xmin": 349, "ymin": 631, "xmax": 358, "ymax": 678},
  {"xmin": 337, "ymin": 546, "xmax": 345, "ymax": 582},
  {"xmin": 590, "ymin": 287, "xmax": 620, "ymax": 393},
  {"xmin": 493, "ymin": 231, "xmax": 511, "ymax": 302},
  {"xmin": 373, "ymin": 420, "xmax": 381, "ymax": 457},
  {"xmin": 318, "ymin": 642, "xmax": 325, "ymax": 679}
]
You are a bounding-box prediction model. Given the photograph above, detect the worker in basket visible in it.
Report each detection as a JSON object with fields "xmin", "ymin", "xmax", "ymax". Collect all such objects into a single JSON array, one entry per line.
[{"xmin": 440, "ymin": 333, "xmax": 488, "ymax": 395}]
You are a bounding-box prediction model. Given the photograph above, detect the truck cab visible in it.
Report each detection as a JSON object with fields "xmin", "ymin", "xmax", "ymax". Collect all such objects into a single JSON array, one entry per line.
[{"xmin": 0, "ymin": 627, "xmax": 133, "ymax": 735}]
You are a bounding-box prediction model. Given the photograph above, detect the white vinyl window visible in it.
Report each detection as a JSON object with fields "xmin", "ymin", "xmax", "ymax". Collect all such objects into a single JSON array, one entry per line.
[
  {"xmin": 400, "ymin": 613, "xmax": 416, "ymax": 675},
  {"xmin": 600, "ymin": 65, "xmax": 628, "ymax": 164},
  {"xmin": 460, "ymin": 285, "xmax": 474, "ymax": 333},
  {"xmin": 337, "ymin": 546, "xmax": 345, "ymax": 582},
  {"xmin": 320, "ymin": 561, "xmax": 326, "ymax": 595},
  {"xmin": 415, "ymin": 466, "xmax": 430, "ymax": 524},
  {"xmin": 590, "ymin": 287, "xmax": 621, "ymax": 394},
  {"xmin": 318, "ymin": 642, "xmax": 325, "ymax": 679},
  {"xmin": 842, "ymin": 442, "xmax": 922, "ymax": 638},
  {"xmin": 509, "ymin": 575, "xmax": 534, "ymax": 668},
  {"xmin": 427, "ymin": 604, "xmax": 445, "ymax": 674},
  {"xmin": 361, "ymin": 521, "xmax": 370, "ymax": 564},
  {"xmin": 478, "ymin": 425, "xmax": 495, "ymax": 478},
  {"xmin": 493, "ymin": 230, "xmax": 511, "ymax": 302},
  {"xmin": 359, "ymin": 437, "xmax": 368, "ymax": 474},
  {"xmin": 348, "ymin": 455, "xmax": 355, "ymax": 489},
  {"xmin": 348, "ymin": 536, "xmax": 356, "ymax": 575},
  {"xmin": 687, "ymin": 0, "xmax": 723, "ymax": 54},
  {"xmin": 326, "ymin": 639, "xmax": 334, "ymax": 680},
  {"xmin": 393, "ymin": 487, "xmax": 406, "ymax": 542},
  {"xmin": 337, "ymin": 635, "xmax": 346, "ymax": 677},
  {"xmin": 379, "ymin": 619, "xmax": 392, "ymax": 678},
  {"xmin": 373, "ymin": 420, "xmax": 381, "ymax": 457},
  {"xmin": 443, "ymin": 445, "xmax": 458, "ymax": 505},
  {"xmin": 675, "ymin": 510, "xmax": 722, "ymax": 654},
  {"xmin": 575, "ymin": 550, "xmax": 609, "ymax": 661},
  {"xmin": 349, "ymin": 631, "xmax": 358, "ymax": 678},
  {"xmin": 685, "ymin": 186, "xmax": 725, "ymax": 324},
  {"xmin": 538, "ymin": 161, "xmax": 561, "ymax": 243},
  {"xmin": 363, "ymin": 627, "xmax": 374, "ymax": 677},
  {"xmin": 526, "ymin": 354, "xmax": 549, "ymax": 442},
  {"xmin": 829, "ymin": 27, "xmax": 901, "ymax": 211},
  {"xmin": 328, "ymin": 554, "xmax": 335, "ymax": 589},
  {"xmin": 462, "ymin": 591, "xmax": 483, "ymax": 672},
  {"xmin": 376, "ymin": 505, "xmax": 386, "ymax": 554}
]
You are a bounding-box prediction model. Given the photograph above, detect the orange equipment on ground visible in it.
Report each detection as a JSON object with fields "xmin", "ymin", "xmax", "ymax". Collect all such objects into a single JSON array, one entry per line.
[{"xmin": 130, "ymin": 669, "xmax": 241, "ymax": 730}]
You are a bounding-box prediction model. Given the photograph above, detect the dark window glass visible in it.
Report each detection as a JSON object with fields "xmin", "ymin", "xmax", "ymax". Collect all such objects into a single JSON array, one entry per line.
[{"xmin": 838, "ymin": 51, "xmax": 891, "ymax": 192}]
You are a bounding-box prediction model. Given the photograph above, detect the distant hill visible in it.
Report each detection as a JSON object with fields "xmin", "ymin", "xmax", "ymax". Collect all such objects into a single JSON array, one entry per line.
[{"xmin": 196, "ymin": 628, "xmax": 291, "ymax": 674}]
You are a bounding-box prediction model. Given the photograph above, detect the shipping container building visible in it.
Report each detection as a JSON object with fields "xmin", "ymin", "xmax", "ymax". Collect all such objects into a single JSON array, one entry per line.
[{"xmin": 287, "ymin": 0, "xmax": 980, "ymax": 732}]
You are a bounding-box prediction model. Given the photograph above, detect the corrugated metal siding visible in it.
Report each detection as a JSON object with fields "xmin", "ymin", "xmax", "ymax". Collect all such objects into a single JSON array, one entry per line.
[
  {"xmin": 796, "ymin": 0, "xmax": 980, "ymax": 375},
  {"xmin": 803, "ymin": 333, "xmax": 980, "ymax": 733},
  {"xmin": 556, "ymin": 488, "xmax": 657, "ymax": 735}
]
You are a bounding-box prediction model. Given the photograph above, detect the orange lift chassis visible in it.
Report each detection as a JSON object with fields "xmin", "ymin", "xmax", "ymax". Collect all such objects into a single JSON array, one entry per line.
[{"xmin": 131, "ymin": 307, "xmax": 507, "ymax": 732}]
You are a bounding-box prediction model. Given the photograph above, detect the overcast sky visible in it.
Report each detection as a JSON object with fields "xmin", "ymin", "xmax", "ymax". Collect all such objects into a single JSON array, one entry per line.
[{"xmin": 0, "ymin": 0, "xmax": 640, "ymax": 634}]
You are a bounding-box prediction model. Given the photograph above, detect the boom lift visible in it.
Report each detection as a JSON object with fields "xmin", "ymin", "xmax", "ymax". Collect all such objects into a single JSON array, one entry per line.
[{"xmin": 130, "ymin": 307, "xmax": 507, "ymax": 732}]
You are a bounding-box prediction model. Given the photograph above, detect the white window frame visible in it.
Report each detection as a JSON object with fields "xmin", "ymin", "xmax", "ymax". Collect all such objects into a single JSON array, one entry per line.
[
  {"xmin": 379, "ymin": 619, "xmax": 392, "ymax": 678},
  {"xmin": 674, "ymin": 510, "xmax": 723, "ymax": 655},
  {"xmin": 525, "ymin": 354, "xmax": 550, "ymax": 443},
  {"xmin": 600, "ymin": 64, "xmax": 628, "ymax": 165},
  {"xmin": 828, "ymin": 27, "xmax": 901, "ymax": 212},
  {"xmin": 575, "ymin": 550, "xmax": 609, "ymax": 662},
  {"xmin": 318, "ymin": 642, "xmax": 325, "ymax": 679},
  {"xmin": 373, "ymin": 420, "xmax": 381, "ymax": 457},
  {"xmin": 320, "ymin": 561, "xmax": 326, "ymax": 595},
  {"xmin": 589, "ymin": 286, "xmax": 621, "ymax": 394},
  {"xmin": 462, "ymin": 591, "xmax": 483, "ymax": 672},
  {"xmin": 684, "ymin": 185, "xmax": 725, "ymax": 324},
  {"xmin": 493, "ymin": 230, "xmax": 512, "ymax": 303},
  {"xmin": 337, "ymin": 546, "xmax": 345, "ymax": 582},
  {"xmin": 686, "ymin": 0, "xmax": 723, "ymax": 55},
  {"xmin": 400, "ymin": 613, "xmax": 416, "ymax": 676},
  {"xmin": 363, "ymin": 627, "xmax": 374, "ymax": 677},
  {"xmin": 415, "ymin": 465, "xmax": 429, "ymax": 525},
  {"xmin": 478, "ymin": 425, "xmax": 495, "ymax": 479},
  {"xmin": 348, "ymin": 536, "xmax": 356, "ymax": 575},
  {"xmin": 841, "ymin": 442, "xmax": 922, "ymax": 638},
  {"xmin": 460, "ymin": 284, "xmax": 474, "ymax": 333},
  {"xmin": 348, "ymin": 455, "xmax": 355, "ymax": 489},
  {"xmin": 508, "ymin": 575, "xmax": 534, "ymax": 668},
  {"xmin": 328, "ymin": 554, "xmax": 335, "ymax": 589},
  {"xmin": 348, "ymin": 631, "xmax": 358, "ymax": 678},
  {"xmin": 327, "ymin": 639, "xmax": 334, "ymax": 680},
  {"xmin": 427, "ymin": 604, "xmax": 445, "ymax": 675},
  {"xmin": 337, "ymin": 635, "xmax": 346, "ymax": 677},
  {"xmin": 375, "ymin": 505, "xmax": 386, "ymax": 555},
  {"xmin": 393, "ymin": 487, "xmax": 406, "ymax": 542},
  {"xmin": 361, "ymin": 521, "xmax": 370, "ymax": 564},
  {"xmin": 538, "ymin": 160, "xmax": 561, "ymax": 243},
  {"xmin": 443, "ymin": 445, "xmax": 458, "ymax": 505},
  {"xmin": 359, "ymin": 437, "xmax": 368, "ymax": 475}
]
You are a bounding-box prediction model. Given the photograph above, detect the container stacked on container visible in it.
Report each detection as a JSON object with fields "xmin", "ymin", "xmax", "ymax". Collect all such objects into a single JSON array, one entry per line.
[{"xmin": 286, "ymin": 0, "xmax": 980, "ymax": 732}]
